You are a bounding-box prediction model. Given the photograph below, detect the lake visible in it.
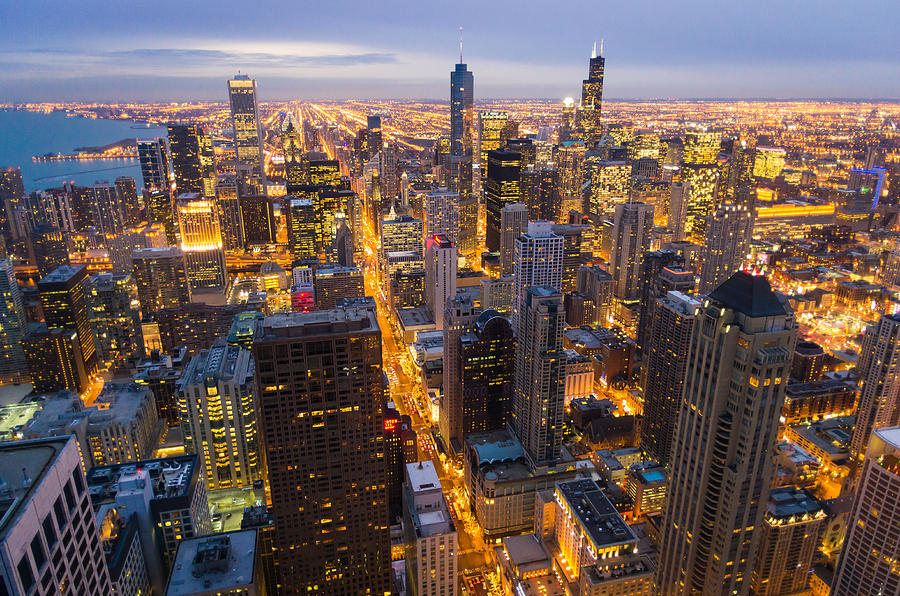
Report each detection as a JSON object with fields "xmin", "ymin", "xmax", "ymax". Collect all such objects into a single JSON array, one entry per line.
[{"xmin": 0, "ymin": 109, "xmax": 166, "ymax": 192}]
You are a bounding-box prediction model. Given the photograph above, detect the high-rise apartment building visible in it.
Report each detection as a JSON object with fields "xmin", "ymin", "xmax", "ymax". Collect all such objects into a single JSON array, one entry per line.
[
  {"xmin": 0, "ymin": 259, "xmax": 27, "ymax": 384},
  {"xmin": 0, "ymin": 437, "xmax": 113, "ymax": 596},
  {"xmin": 114, "ymin": 175, "xmax": 142, "ymax": 226},
  {"xmin": 441, "ymin": 294, "xmax": 479, "ymax": 452},
  {"xmin": 499, "ymin": 202, "xmax": 528, "ymax": 275},
  {"xmin": 228, "ymin": 74, "xmax": 267, "ymax": 194},
  {"xmin": 137, "ymin": 138, "xmax": 170, "ymax": 191},
  {"xmin": 90, "ymin": 181, "xmax": 126, "ymax": 235},
  {"xmin": 512, "ymin": 221, "xmax": 563, "ymax": 334},
  {"xmin": 132, "ymin": 246, "xmax": 191, "ymax": 313},
  {"xmin": 168, "ymin": 124, "xmax": 216, "ymax": 196},
  {"xmin": 485, "ymin": 149, "xmax": 523, "ymax": 252},
  {"xmin": 639, "ymin": 291, "xmax": 700, "ymax": 467},
  {"xmin": 145, "ymin": 187, "xmax": 178, "ymax": 244},
  {"xmin": 460, "ymin": 311, "xmax": 515, "ymax": 435},
  {"xmin": 834, "ymin": 426, "xmax": 900, "ymax": 594},
  {"xmin": 698, "ymin": 204, "xmax": 753, "ymax": 294},
  {"xmin": 39, "ymin": 264, "xmax": 98, "ymax": 375},
  {"xmin": 511, "ymin": 287, "xmax": 566, "ymax": 463},
  {"xmin": 22, "ymin": 325, "xmax": 90, "ymax": 393},
  {"xmin": 30, "ymin": 222, "xmax": 69, "ymax": 279},
  {"xmin": 656, "ymin": 272, "xmax": 796, "ymax": 595},
  {"xmin": 402, "ymin": 461, "xmax": 458, "ymax": 596},
  {"xmin": 176, "ymin": 193, "xmax": 227, "ymax": 290},
  {"xmin": 609, "ymin": 201, "xmax": 654, "ymax": 302},
  {"xmin": 424, "ymin": 234, "xmax": 457, "ymax": 330},
  {"xmin": 216, "ymin": 174, "xmax": 245, "ymax": 250},
  {"xmin": 313, "ymin": 264, "xmax": 365, "ymax": 310},
  {"xmin": 176, "ymin": 340, "xmax": 262, "ymax": 491},
  {"xmin": 583, "ymin": 157, "xmax": 632, "ymax": 223},
  {"xmin": 252, "ymin": 309, "xmax": 391, "ymax": 593},
  {"xmin": 423, "ymin": 188, "xmax": 460, "ymax": 244}
]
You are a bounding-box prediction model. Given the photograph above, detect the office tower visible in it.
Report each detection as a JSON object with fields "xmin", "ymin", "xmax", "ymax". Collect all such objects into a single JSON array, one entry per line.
[
  {"xmin": 441, "ymin": 294, "xmax": 479, "ymax": 452},
  {"xmin": 583, "ymin": 157, "xmax": 632, "ymax": 223},
  {"xmin": 577, "ymin": 265, "xmax": 614, "ymax": 325},
  {"xmin": 640, "ymin": 291, "xmax": 699, "ymax": 467},
  {"xmin": 558, "ymin": 142, "xmax": 586, "ymax": 215},
  {"xmin": 698, "ymin": 204, "xmax": 753, "ymax": 294},
  {"xmin": 848, "ymin": 313, "xmax": 900, "ymax": 471},
  {"xmin": 425, "ymin": 235, "xmax": 457, "ymax": 329},
  {"xmin": 314, "ymin": 189, "xmax": 353, "ymax": 255},
  {"xmin": 39, "ymin": 264, "xmax": 97, "ymax": 375},
  {"xmin": 609, "ymin": 202, "xmax": 654, "ymax": 302},
  {"xmin": 85, "ymin": 272, "xmax": 141, "ymax": 361},
  {"xmin": 551, "ymin": 222, "xmax": 591, "ymax": 293},
  {"xmin": 22, "ymin": 324, "xmax": 90, "ymax": 393},
  {"xmin": 66, "ymin": 184, "xmax": 94, "ymax": 232},
  {"xmin": 138, "ymin": 138, "xmax": 170, "ymax": 191},
  {"xmin": 750, "ymin": 487, "xmax": 825, "ymax": 596},
  {"xmin": 384, "ymin": 407, "xmax": 407, "ymax": 520},
  {"xmin": 91, "ymin": 181, "xmax": 126, "ymax": 235},
  {"xmin": 86, "ymin": 453, "xmax": 212, "ymax": 588},
  {"xmin": 460, "ymin": 310, "xmax": 515, "ymax": 434},
  {"xmin": 366, "ymin": 115, "xmax": 383, "ymax": 160},
  {"xmin": 402, "ymin": 461, "xmax": 458, "ymax": 596},
  {"xmin": 423, "ymin": 188, "xmax": 460, "ymax": 244},
  {"xmin": 657, "ymin": 272, "xmax": 796, "ymax": 596},
  {"xmin": 333, "ymin": 217, "xmax": 354, "ymax": 266},
  {"xmin": 752, "ymin": 147, "xmax": 786, "ymax": 181},
  {"xmin": 153, "ymin": 303, "xmax": 247, "ymax": 356},
  {"xmin": 176, "ymin": 341, "xmax": 262, "ymax": 491},
  {"xmin": 0, "ymin": 166, "xmax": 25, "ymax": 237},
  {"xmin": 578, "ymin": 41, "xmax": 605, "ymax": 145},
  {"xmin": 450, "ymin": 61, "xmax": 474, "ymax": 158},
  {"xmin": 512, "ymin": 221, "xmax": 564, "ymax": 333},
  {"xmin": 252, "ymin": 310, "xmax": 391, "ymax": 593},
  {"xmin": 228, "ymin": 74, "xmax": 267, "ymax": 194},
  {"xmin": 635, "ymin": 251, "xmax": 692, "ymax": 351},
  {"xmin": 0, "ymin": 437, "xmax": 113, "ymax": 595},
  {"xmin": 114, "ymin": 176, "xmax": 142, "ymax": 226},
  {"xmin": 524, "ymin": 168, "xmax": 560, "ymax": 222},
  {"xmin": 282, "ymin": 112, "xmax": 304, "ymax": 191},
  {"xmin": 286, "ymin": 196, "xmax": 316, "ymax": 261},
  {"xmin": 381, "ymin": 213, "xmax": 424, "ymax": 255},
  {"xmin": 132, "ymin": 246, "xmax": 191, "ymax": 313},
  {"xmin": 165, "ymin": 530, "xmax": 265, "ymax": 596},
  {"xmin": 0, "ymin": 259, "xmax": 26, "ymax": 384},
  {"xmin": 308, "ymin": 159, "xmax": 342, "ymax": 188},
  {"xmin": 313, "ymin": 264, "xmax": 365, "ymax": 309},
  {"xmin": 215, "ymin": 175, "xmax": 245, "ymax": 250},
  {"xmin": 511, "ymin": 287, "xmax": 566, "ymax": 462},
  {"xmin": 176, "ymin": 194, "xmax": 227, "ymax": 290},
  {"xmin": 239, "ymin": 195, "xmax": 276, "ymax": 246},
  {"xmin": 168, "ymin": 124, "xmax": 216, "ymax": 196},
  {"xmin": 499, "ymin": 202, "xmax": 528, "ymax": 275},
  {"xmin": 681, "ymin": 131, "xmax": 721, "ymax": 243},
  {"xmin": 668, "ymin": 181, "xmax": 689, "ymax": 240},
  {"xmin": 485, "ymin": 149, "xmax": 522, "ymax": 252},
  {"xmin": 146, "ymin": 188, "xmax": 178, "ymax": 244},
  {"xmin": 30, "ymin": 222, "xmax": 69, "ymax": 278},
  {"xmin": 478, "ymin": 111, "xmax": 510, "ymax": 165},
  {"xmin": 834, "ymin": 426, "xmax": 900, "ymax": 594}
]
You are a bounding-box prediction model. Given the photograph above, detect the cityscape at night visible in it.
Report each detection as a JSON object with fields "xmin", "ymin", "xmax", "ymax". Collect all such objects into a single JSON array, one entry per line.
[{"xmin": 2, "ymin": 3, "xmax": 900, "ymax": 595}]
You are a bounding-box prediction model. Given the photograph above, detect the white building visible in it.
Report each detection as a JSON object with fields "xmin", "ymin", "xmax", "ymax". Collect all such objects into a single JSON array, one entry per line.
[
  {"xmin": 423, "ymin": 188, "xmax": 460, "ymax": 245},
  {"xmin": 512, "ymin": 221, "xmax": 563, "ymax": 334},
  {"xmin": 425, "ymin": 235, "xmax": 458, "ymax": 330},
  {"xmin": 403, "ymin": 461, "xmax": 458, "ymax": 596}
]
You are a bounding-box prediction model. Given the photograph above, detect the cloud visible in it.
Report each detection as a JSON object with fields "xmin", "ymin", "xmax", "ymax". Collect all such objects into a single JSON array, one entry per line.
[{"xmin": 104, "ymin": 48, "xmax": 397, "ymax": 68}]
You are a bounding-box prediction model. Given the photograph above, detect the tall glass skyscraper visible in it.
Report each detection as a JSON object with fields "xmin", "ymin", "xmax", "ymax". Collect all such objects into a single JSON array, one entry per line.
[
  {"xmin": 137, "ymin": 138, "xmax": 170, "ymax": 191},
  {"xmin": 450, "ymin": 63, "xmax": 474, "ymax": 158},
  {"xmin": 228, "ymin": 74, "xmax": 267, "ymax": 195},
  {"xmin": 578, "ymin": 42, "xmax": 605, "ymax": 146}
]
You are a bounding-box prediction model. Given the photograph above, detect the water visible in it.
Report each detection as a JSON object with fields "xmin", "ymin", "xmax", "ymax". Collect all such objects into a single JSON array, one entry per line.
[{"xmin": 0, "ymin": 109, "xmax": 165, "ymax": 192}]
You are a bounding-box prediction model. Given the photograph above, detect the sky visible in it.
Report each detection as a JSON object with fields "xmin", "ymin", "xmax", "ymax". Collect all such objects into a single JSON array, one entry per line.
[{"xmin": 2, "ymin": 0, "xmax": 899, "ymax": 102}]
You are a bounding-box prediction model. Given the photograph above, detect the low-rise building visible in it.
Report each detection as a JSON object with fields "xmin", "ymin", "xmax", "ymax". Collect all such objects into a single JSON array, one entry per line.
[{"xmin": 165, "ymin": 530, "xmax": 264, "ymax": 596}]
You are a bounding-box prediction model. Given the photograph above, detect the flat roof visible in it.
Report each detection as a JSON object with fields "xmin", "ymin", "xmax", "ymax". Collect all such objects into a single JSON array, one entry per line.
[
  {"xmin": 0, "ymin": 437, "xmax": 71, "ymax": 539},
  {"xmin": 875, "ymin": 426, "xmax": 900, "ymax": 451},
  {"xmin": 406, "ymin": 461, "xmax": 441, "ymax": 494},
  {"xmin": 166, "ymin": 529, "xmax": 257, "ymax": 595}
]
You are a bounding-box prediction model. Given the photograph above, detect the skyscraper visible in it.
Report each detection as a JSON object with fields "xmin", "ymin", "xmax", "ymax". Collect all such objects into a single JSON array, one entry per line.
[
  {"xmin": 366, "ymin": 115, "xmax": 383, "ymax": 161},
  {"xmin": 511, "ymin": 286, "xmax": 566, "ymax": 463},
  {"xmin": 833, "ymin": 426, "xmax": 900, "ymax": 594},
  {"xmin": 176, "ymin": 194, "xmax": 227, "ymax": 290},
  {"xmin": 578, "ymin": 41, "xmax": 605, "ymax": 146},
  {"xmin": 848, "ymin": 313, "xmax": 900, "ymax": 474},
  {"xmin": 137, "ymin": 138, "xmax": 170, "ymax": 191},
  {"xmin": 609, "ymin": 201, "xmax": 654, "ymax": 302},
  {"xmin": 39, "ymin": 264, "xmax": 98, "ymax": 375},
  {"xmin": 485, "ymin": 149, "xmax": 523, "ymax": 252},
  {"xmin": 132, "ymin": 246, "xmax": 191, "ymax": 313},
  {"xmin": 425, "ymin": 234, "xmax": 457, "ymax": 330},
  {"xmin": 639, "ymin": 291, "xmax": 699, "ymax": 467},
  {"xmin": 698, "ymin": 204, "xmax": 753, "ymax": 294},
  {"xmin": 239, "ymin": 195, "xmax": 276, "ymax": 246},
  {"xmin": 450, "ymin": 61, "xmax": 474, "ymax": 158},
  {"xmin": 441, "ymin": 294, "xmax": 479, "ymax": 452},
  {"xmin": 215, "ymin": 175, "xmax": 245, "ymax": 250},
  {"xmin": 423, "ymin": 188, "xmax": 460, "ymax": 244},
  {"xmin": 22, "ymin": 325, "xmax": 90, "ymax": 393},
  {"xmin": 30, "ymin": 222, "xmax": 69, "ymax": 278},
  {"xmin": 681, "ymin": 131, "xmax": 721, "ymax": 243},
  {"xmin": 477, "ymin": 111, "xmax": 510, "ymax": 165},
  {"xmin": 460, "ymin": 311, "xmax": 515, "ymax": 435},
  {"xmin": 282, "ymin": 112, "xmax": 304, "ymax": 192},
  {"xmin": 0, "ymin": 259, "xmax": 27, "ymax": 384},
  {"xmin": 168, "ymin": 124, "xmax": 216, "ymax": 196},
  {"xmin": 146, "ymin": 188, "xmax": 178, "ymax": 244},
  {"xmin": 286, "ymin": 196, "xmax": 317, "ymax": 261},
  {"xmin": 583, "ymin": 157, "xmax": 632, "ymax": 223},
  {"xmin": 228, "ymin": 74, "xmax": 267, "ymax": 195},
  {"xmin": 656, "ymin": 272, "xmax": 796, "ymax": 595},
  {"xmin": 512, "ymin": 221, "xmax": 563, "ymax": 334},
  {"xmin": 499, "ymin": 202, "xmax": 528, "ymax": 275},
  {"xmin": 114, "ymin": 175, "xmax": 142, "ymax": 226},
  {"xmin": 252, "ymin": 309, "xmax": 391, "ymax": 593}
]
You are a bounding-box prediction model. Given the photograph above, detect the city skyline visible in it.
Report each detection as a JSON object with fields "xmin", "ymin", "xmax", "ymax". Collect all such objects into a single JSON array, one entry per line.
[{"xmin": 3, "ymin": 0, "xmax": 900, "ymax": 102}]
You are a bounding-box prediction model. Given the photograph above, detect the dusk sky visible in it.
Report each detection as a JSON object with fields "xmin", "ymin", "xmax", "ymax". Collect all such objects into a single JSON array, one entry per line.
[{"xmin": 2, "ymin": 0, "xmax": 899, "ymax": 102}]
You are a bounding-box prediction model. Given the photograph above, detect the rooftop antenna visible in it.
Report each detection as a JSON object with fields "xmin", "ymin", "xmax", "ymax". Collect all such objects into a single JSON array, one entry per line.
[
  {"xmin": 459, "ymin": 26, "xmax": 464, "ymax": 64},
  {"xmin": 591, "ymin": 40, "xmax": 597, "ymax": 59},
  {"xmin": 600, "ymin": 38, "xmax": 604, "ymax": 57}
]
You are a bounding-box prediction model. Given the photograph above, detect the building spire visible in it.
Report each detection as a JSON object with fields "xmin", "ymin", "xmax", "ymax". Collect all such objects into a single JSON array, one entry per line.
[
  {"xmin": 600, "ymin": 38, "xmax": 604, "ymax": 57},
  {"xmin": 591, "ymin": 40, "xmax": 597, "ymax": 59},
  {"xmin": 459, "ymin": 26, "xmax": 463, "ymax": 63}
]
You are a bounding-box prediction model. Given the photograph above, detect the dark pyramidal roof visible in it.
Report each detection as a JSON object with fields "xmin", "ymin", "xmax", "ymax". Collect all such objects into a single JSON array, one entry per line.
[{"xmin": 709, "ymin": 270, "xmax": 786, "ymax": 317}]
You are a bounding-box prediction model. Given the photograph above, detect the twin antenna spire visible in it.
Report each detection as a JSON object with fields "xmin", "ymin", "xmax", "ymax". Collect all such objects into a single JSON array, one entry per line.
[
  {"xmin": 459, "ymin": 26, "xmax": 463, "ymax": 63},
  {"xmin": 591, "ymin": 39, "xmax": 605, "ymax": 59}
]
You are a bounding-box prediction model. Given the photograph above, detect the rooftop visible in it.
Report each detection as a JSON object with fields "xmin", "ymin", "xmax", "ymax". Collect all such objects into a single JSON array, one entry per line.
[
  {"xmin": 766, "ymin": 487, "xmax": 825, "ymax": 522},
  {"xmin": 87, "ymin": 454, "xmax": 198, "ymax": 505},
  {"xmin": 165, "ymin": 530, "xmax": 257, "ymax": 595},
  {"xmin": 0, "ymin": 437, "xmax": 71, "ymax": 539},
  {"xmin": 556, "ymin": 479, "xmax": 636, "ymax": 550},
  {"xmin": 708, "ymin": 271, "xmax": 786, "ymax": 317},
  {"xmin": 406, "ymin": 461, "xmax": 441, "ymax": 494}
]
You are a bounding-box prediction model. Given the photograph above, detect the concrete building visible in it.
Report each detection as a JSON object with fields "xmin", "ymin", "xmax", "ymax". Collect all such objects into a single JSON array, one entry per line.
[
  {"xmin": 132, "ymin": 246, "xmax": 191, "ymax": 314},
  {"xmin": 96, "ymin": 504, "xmax": 152, "ymax": 596},
  {"xmin": 423, "ymin": 188, "xmax": 460, "ymax": 245},
  {"xmin": 480, "ymin": 274, "xmax": 515, "ymax": 315},
  {"xmin": 402, "ymin": 461, "xmax": 458, "ymax": 596},
  {"xmin": 165, "ymin": 530, "xmax": 264, "ymax": 596},
  {"xmin": 698, "ymin": 204, "xmax": 753, "ymax": 294},
  {"xmin": 512, "ymin": 221, "xmax": 563, "ymax": 334},
  {"xmin": 424, "ymin": 234, "xmax": 457, "ymax": 330},
  {"xmin": 500, "ymin": 202, "xmax": 528, "ymax": 275},
  {"xmin": 313, "ymin": 264, "xmax": 365, "ymax": 310},
  {"xmin": 609, "ymin": 202, "xmax": 654, "ymax": 303}
]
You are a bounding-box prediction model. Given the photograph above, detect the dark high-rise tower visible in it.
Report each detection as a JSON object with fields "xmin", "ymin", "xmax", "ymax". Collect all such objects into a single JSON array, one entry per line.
[
  {"xmin": 30, "ymin": 222, "xmax": 69, "ymax": 278},
  {"xmin": 366, "ymin": 115, "xmax": 383, "ymax": 161},
  {"xmin": 450, "ymin": 57, "xmax": 474, "ymax": 158},
  {"xmin": 450, "ymin": 40, "xmax": 476, "ymax": 256},
  {"xmin": 138, "ymin": 138, "xmax": 170, "ymax": 191},
  {"xmin": 228, "ymin": 74, "xmax": 267, "ymax": 195},
  {"xmin": 39, "ymin": 264, "xmax": 98, "ymax": 376},
  {"xmin": 168, "ymin": 124, "xmax": 216, "ymax": 196},
  {"xmin": 282, "ymin": 112, "xmax": 304, "ymax": 192},
  {"xmin": 656, "ymin": 272, "xmax": 796, "ymax": 595},
  {"xmin": 252, "ymin": 309, "xmax": 391, "ymax": 593},
  {"xmin": 460, "ymin": 310, "xmax": 515, "ymax": 434},
  {"xmin": 578, "ymin": 41, "xmax": 605, "ymax": 146},
  {"xmin": 484, "ymin": 149, "xmax": 522, "ymax": 252}
]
